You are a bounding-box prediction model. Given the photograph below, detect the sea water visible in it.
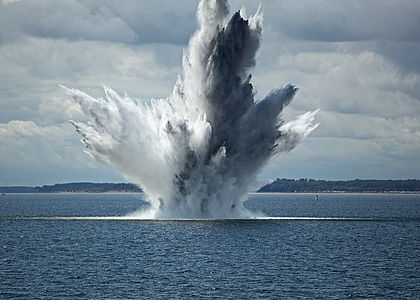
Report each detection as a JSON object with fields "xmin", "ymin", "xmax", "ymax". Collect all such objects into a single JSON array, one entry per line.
[{"xmin": 1, "ymin": 193, "xmax": 419, "ymax": 299}]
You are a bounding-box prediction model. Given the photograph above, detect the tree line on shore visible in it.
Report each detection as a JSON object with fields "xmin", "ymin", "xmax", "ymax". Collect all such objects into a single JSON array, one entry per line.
[
  {"xmin": 258, "ymin": 178, "xmax": 420, "ymax": 193},
  {"xmin": 1, "ymin": 179, "xmax": 420, "ymax": 193},
  {"xmin": 0, "ymin": 182, "xmax": 141, "ymax": 193}
]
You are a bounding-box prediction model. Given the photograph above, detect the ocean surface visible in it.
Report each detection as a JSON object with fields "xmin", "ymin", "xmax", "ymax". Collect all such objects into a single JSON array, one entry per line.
[{"xmin": 1, "ymin": 193, "xmax": 419, "ymax": 299}]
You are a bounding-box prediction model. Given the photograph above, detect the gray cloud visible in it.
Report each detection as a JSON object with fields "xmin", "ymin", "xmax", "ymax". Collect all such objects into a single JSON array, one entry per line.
[
  {"xmin": 0, "ymin": 0, "xmax": 196, "ymax": 45},
  {"xmin": 241, "ymin": 0, "xmax": 420, "ymax": 76},
  {"xmin": 366, "ymin": 41, "xmax": 420, "ymax": 74},
  {"xmin": 261, "ymin": 0, "xmax": 420, "ymax": 43}
]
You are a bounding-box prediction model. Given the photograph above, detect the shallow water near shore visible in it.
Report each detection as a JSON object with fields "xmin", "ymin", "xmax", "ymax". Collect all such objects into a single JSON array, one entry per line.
[{"xmin": 1, "ymin": 193, "xmax": 419, "ymax": 299}]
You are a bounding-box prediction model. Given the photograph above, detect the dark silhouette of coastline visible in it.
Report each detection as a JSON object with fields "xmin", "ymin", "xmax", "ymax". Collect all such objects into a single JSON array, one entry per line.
[
  {"xmin": 1, "ymin": 179, "xmax": 420, "ymax": 193},
  {"xmin": 258, "ymin": 178, "xmax": 420, "ymax": 193},
  {"xmin": 0, "ymin": 183, "xmax": 141, "ymax": 193}
]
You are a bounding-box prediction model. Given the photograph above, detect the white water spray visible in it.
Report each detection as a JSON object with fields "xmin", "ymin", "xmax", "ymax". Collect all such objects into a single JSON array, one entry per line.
[{"xmin": 62, "ymin": 0, "xmax": 318, "ymax": 218}]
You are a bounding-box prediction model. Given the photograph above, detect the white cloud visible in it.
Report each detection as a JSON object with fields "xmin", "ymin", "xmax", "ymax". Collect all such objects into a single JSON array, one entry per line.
[
  {"xmin": 1, "ymin": 0, "xmax": 24, "ymax": 5},
  {"xmin": 0, "ymin": 119, "xmax": 126, "ymax": 185},
  {"xmin": 0, "ymin": 36, "xmax": 182, "ymax": 125},
  {"xmin": 0, "ymin": 37, "xmax": 163, "ymax": 80},
  {"xmin": 315, "ymin": 111, "xmax": 420, "ymax": 142},
  {"xmin": 253, "ymin": 31, "xmax": 420, "ymax": 181},
  {"xmin": 0, "ymin": 120, "xmax": 77, "ymax": 164},
  {"xmin": 38, "ymin": 95, "xmax": 84, "ymax": 123},
  {"xmin": 254, "ymin": 49, "xmax": 420, "ymax": 118}
]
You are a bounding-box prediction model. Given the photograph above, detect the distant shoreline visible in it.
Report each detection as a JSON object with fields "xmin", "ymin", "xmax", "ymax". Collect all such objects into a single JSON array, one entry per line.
[
  {"xmin": 2, "ymin": 191, "xmax": 420, "ymax": 195},
  {"xmin": 0, "ymin": 182, "xmax": 141, "ymax": 194},
  {"xmin": 1, "ymin": 179, "xmax": 419, "ymax": 194},
  {"xmin": 257, "ymin": 178, "xmax": 420, "ymax": 194},
  {"xmin": 250, "ymin": 191, "xmax": 420, "ymax": 195}
]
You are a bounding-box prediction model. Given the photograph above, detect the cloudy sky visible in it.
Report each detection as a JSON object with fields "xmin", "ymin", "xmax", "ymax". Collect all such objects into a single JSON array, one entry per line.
[{"xmin": 1, "ymin": 0, "xmax": 419, "ymax": 186}]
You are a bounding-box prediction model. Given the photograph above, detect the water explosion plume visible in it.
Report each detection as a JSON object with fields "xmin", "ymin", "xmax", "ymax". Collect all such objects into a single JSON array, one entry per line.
[{"xmin": 62, "ymin": 0, "xmax": 318, "ymax": 218}]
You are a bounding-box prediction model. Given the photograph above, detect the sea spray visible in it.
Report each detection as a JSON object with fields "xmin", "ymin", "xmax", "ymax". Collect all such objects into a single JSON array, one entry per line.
[{"xmin": 62, "ymin": 0, "xmax": 318, "ymax": 218}]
